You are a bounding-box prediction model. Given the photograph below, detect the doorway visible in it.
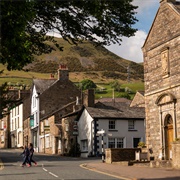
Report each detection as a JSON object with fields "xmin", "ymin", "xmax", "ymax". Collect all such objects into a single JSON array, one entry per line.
[
  {"xmin": 133, "ymin": 138, "xmax": 141, "ymax": 148},
  {"xmin": 164, "ymin": 114, "xmax": 173, "ymax": 160}
]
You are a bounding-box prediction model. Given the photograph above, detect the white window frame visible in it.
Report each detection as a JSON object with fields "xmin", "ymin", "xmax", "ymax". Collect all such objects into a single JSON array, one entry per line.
[
  {"xmin": 109, "ymin": 120, "xmax": 116, "ymax": 130},
  {"xmin": 128, "ymin": 120, "xmax": 135, "ymax": 130},
  {"xmin": 108, "ymin": 137, "xmax": 124, "ymax": 148}
]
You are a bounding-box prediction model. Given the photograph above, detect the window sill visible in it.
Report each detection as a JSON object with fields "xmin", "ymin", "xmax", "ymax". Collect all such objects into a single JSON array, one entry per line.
[
  {"xmin": 108, "ymin": 129, "xmax": 118, "ymax": 132},
  {"xmin": 128, "ymin": 129, "xmax": 137, "ymax": 131}
]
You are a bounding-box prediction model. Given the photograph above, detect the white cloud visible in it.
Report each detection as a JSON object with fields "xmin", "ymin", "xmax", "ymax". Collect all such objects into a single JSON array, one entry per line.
[{"xmin": 105, "ymin": 30, "xmax": 147, "ymax": 63}]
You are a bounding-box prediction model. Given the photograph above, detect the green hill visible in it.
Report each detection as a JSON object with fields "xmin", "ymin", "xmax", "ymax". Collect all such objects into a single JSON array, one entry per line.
[{"xmin": 0, "ymin": 37, "xmax": 144, "ymax": 87}]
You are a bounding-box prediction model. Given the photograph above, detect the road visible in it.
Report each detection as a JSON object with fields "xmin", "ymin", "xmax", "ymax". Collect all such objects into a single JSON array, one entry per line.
[{"xmin": 0, "ymin": 149, "xmax": 121, "ymax": 180}]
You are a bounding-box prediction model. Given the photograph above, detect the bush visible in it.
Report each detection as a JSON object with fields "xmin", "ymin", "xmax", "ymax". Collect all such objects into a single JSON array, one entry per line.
[{"xmin": 68, "ymin": 142, "xmax": 81, "ymax": 157}]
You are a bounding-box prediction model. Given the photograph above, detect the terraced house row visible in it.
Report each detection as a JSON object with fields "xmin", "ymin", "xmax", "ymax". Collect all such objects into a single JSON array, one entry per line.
[{"xmin": 0, "ymin": 65, "xmax": 145, "ymax": 157}]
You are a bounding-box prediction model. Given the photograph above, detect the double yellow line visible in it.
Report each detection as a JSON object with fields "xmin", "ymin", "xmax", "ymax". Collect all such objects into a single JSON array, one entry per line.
[{"xmin": 0, "ymin": 158, "xmax": 4, "ymax": 170}]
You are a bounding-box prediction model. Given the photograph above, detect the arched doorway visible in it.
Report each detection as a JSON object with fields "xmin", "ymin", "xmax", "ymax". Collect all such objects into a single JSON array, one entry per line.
[{"xmin": 164, "ymin": 114, "xmax": 173, "ymax": 160}]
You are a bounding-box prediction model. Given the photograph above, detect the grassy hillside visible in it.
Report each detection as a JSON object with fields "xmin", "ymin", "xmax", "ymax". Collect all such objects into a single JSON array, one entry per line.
[{"xmin": 0, "ymin": 37, "xmax": 144, "ymax": 98}]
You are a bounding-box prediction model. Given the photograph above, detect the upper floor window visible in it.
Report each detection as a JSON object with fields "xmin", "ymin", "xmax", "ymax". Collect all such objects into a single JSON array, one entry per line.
[
  {"xmin": 128, "ymin": 120, "xmax": 135, "ymax": 130},
  {"xmin": 109, "ymin": 120, "xmax": 116, "ymax": 130}
]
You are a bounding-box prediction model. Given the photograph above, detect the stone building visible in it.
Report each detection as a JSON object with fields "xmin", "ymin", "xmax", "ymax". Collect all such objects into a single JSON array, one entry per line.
[
  {"xmin": 130, "ymin": 91, "xmax": 145, "ymax": 107},
  {"xmin": 142, "ymin": 0, "xmax": 180, "ymax": 167}
]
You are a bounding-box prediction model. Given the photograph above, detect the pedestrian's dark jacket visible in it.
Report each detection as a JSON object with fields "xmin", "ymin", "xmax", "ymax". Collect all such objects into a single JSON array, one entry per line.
[
  {"xmin": 21, "ymin": 147, "xmax": 30, "ymax": 157},
  {"xmin": 29, "ymin": 147, "xmax": 34, "ymax": 156}
]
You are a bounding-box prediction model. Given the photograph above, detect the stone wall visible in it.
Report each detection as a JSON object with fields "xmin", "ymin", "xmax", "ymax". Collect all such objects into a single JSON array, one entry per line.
[
  {"xmin": 105, "ymin": 148, "xmax": 140, "ymax": 164},
  {"xmin": 172, "ymin": 141, "xmax": 180, "ymax": 169},
  {"xmin": 142, "ymin": 0, "xmax": 180, "ymax": 161}
]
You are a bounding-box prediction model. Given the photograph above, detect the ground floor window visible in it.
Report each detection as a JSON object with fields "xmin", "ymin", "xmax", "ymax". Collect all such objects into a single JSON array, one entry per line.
[
  {"xmin": 81, "ymin": 139, "xmax": 88, "ymax": 152},
  {"xmin": 108, "ymin": 137, "xmax": 124, "ymax": 148}
]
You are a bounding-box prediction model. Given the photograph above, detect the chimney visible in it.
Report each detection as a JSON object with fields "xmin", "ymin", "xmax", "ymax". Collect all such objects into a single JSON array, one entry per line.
[
  {"xmin": 50, "ymin": 74, "xmax": 55, "ymax": 79},
  {"xmin": 83, "ymin": 89, "xmax": 95, "ymax": 107},
  {"xmin": 58, "ymin": 64, "xmax": 69, "ymax": 81}
]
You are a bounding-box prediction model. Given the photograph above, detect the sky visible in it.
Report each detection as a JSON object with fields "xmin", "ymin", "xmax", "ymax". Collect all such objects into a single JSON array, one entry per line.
[
  {"xmin": 105, "ymin": 0, "xmax": 159, "ymax": 63},
  {"xmin": 48, "ymin": 0, "xmax": 160, "ymax": 64}
]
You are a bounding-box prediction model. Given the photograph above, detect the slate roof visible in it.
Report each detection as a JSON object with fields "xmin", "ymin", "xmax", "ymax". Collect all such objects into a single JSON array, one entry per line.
[
  {"xmin": 96, "ymin": 97, "xmax": 131, "ymax": 104},
  {"xmin": 33, "ymin": 79, "xmax": 56, "ymax": 94},
  {"xmin": 84, "ymin": 101, "xmax": 145, "ymax": 120}
]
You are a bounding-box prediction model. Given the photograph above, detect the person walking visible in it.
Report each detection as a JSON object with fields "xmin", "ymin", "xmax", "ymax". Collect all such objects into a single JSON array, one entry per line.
[
  {"xmin": 21, "ymin": 145, "xmax": 31, "ymax": 167},
  {"xmin": 29, "ymin": 143, "xmax": 37, "ymax": 166}
]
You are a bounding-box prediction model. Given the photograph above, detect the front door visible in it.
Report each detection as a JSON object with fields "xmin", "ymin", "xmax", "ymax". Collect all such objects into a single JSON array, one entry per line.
[{"xmin": 164, "ymin": 115, "xmax": 173, "ymax": 160}]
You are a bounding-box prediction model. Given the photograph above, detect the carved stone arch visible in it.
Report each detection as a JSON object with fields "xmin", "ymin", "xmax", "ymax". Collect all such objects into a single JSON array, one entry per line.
[
  {"xmin": 155, "ymin": 93, "xmax": 176, "ymax": 106},
  {"xmin": 164, "ymin": 114, "xmax": 173, "ymax": 126}
]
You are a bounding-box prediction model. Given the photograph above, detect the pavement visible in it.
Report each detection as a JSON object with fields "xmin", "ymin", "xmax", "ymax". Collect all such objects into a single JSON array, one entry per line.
[{"xmin": 81, "ymin": 161, "xmax": 180, "ymax": 180}]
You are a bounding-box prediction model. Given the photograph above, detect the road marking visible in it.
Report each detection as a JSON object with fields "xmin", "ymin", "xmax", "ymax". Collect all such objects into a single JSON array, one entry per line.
[
  {"xmin": 49, "ymin": 172, "xmax": 58, "ymax": 178},
  {"xmin": 80, "ymin": 164, "xmax": 132, "ymax": 180},
  {"xmin": 43, "ymin": 168, "xmax": 47, "ymax": 171},
  {"xmin": 42, "ymin": 164, "xmax": 58, "ymax": 178}
]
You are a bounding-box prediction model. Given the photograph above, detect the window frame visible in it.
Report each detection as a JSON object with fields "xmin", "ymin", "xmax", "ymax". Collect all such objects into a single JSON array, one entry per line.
[
  {"xmin": 128, "ymin": 120, "xmax": 136, "ymax": 130},
  {"xmin": 109, "ymin": 120, "xmax": 116, "ymax": 130}
]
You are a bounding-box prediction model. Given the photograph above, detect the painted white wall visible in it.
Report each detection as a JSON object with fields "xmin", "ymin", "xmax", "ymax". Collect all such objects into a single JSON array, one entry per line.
[
  {"xmin": 31, "ymin": 85, "xmax": 40, "ymax": 152},
  {"xmin": 77, "ymin": 109, "xmax": 93, "ymax": 158},
  {"xmin": 10, "ymin": 104, "xmax": 23, "ymax": 147},
  {"xmin": 77, "ymin": 108, "xmax": 145, "ymax": 157},
  {"xmin": 98, "ymin": 119, "xmax": 145, "ymax": 150},
  {"xmin": 31, "ymin": 86, "xmax": 39, "ymax": 127}
]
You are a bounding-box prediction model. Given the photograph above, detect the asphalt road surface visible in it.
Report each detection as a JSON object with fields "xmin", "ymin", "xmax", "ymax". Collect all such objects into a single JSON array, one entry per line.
[{"xmin": 0, "ymin": 149, "xmax": 122, "ymax": 180}]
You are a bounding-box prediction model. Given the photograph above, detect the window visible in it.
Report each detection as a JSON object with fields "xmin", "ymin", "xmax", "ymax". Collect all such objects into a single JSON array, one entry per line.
[
  {"xmin": 128, "ymin": 120, "xmax": 135, "ymax": 130},
  {"xmin": 117, "ymin": 138, "xmax": 124, "ymax": 148},
  {"xmin": 81, "ymin": 139, "xmax": 88, "ymax": 152},
  {"xmin": 17, "ymin": 117, "xmax": 19, "ymax": 128},
  {"xmin": 109, "ymin": 120, "xmax": 116, "ymax": 130},
  {"xmin": 108, "ymin": 137, "xmax": 124, "ymax": 148},
  {"xmin": 108, "ymin": 138, "xmax": 115, "ymax": 148}
]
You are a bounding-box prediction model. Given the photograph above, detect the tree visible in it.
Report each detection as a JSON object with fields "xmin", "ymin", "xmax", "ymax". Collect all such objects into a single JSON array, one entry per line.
[
  {"xmin": 110, "ymin": 80, "xmax": 121, "ymax": 92},
  {"xmin": 80, "ymin": 79, "xmax": 97, "ymax": 91},
  {"xmin": 0, "ymin": 0, "xmax": 138, "ymax": 70}
]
